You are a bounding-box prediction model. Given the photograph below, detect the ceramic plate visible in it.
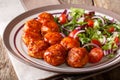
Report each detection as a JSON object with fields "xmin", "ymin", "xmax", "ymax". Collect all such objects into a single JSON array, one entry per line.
[{"xmin": 3, "ymin": 4, "xmax": 120, "ymax": 73}]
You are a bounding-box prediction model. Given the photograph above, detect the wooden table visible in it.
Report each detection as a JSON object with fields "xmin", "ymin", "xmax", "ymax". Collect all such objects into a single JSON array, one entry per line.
[
  {"xmin": 1, "ymin": 0, "xmax": 120, "ymax": 80},
  {"xmin": 0, "ymin": 36, "xmax": 18, "ymax": 80}
]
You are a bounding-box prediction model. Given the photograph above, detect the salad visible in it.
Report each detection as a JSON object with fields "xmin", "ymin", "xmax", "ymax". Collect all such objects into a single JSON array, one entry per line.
[{"xmin": 55, "ymin": 8, "xmax": 120, "ymax": 63}]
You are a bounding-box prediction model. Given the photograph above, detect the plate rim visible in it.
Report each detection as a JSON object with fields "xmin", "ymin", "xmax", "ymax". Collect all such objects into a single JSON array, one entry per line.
[{"xmin": 3, "ymin": 4, "xmax": 120, "ymax": 73}]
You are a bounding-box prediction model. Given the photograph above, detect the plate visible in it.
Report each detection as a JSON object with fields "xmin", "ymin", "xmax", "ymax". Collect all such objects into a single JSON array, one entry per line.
[{"xmin": 3, "ymin": 4, "xmax": 120, "ymax": 73}]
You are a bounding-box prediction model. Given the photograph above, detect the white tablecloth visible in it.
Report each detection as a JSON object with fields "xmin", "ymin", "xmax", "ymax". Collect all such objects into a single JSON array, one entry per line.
[{"xmin": 0, "ymin": 0, "xmax": 61, "ymax": 80}]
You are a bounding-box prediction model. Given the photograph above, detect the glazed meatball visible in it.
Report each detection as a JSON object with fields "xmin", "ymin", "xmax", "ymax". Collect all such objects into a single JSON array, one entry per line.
[
  {"xmin": 67, "ymin": 47, "xmax": 89, "ymax": 68},
  {"xmin": 23, "ymin": 19, "xmax": 42, "ymax": 33},
  {"xmin": 44, "ymin": 44, "xmax": 67, "ymax": 66},
  {"xmin": 38, "ymin": 12, "xmax": 54, "ymax": 24},
  {"xmin": 60, "ymin": 37, "xmax": 80, "ymax": 51},
  {"xmin": 28, "ymin": 40, "xmax": 49, "ymax": 58},
  {"xmin": 44, "ymin": 32, "xmax": 63, "ymax": 45},
  {"xmin": 22, "ymin": 31, "xmax": 43, "ymax": 46},
  {"xmin": 41, "ymin": 20, "xmax": 60, "ymax": 35}
]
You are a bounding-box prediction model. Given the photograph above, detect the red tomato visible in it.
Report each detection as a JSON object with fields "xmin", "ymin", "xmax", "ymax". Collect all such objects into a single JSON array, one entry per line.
[
  {"xmin": 89, "ymin": 48, "xmax": 104, "ymax": 63},
  {"xmin": 87, "ymin": 19, "xmax": 94, "ymax": 27},
  {"xmin": 108, "ymin": 26, "xmax": 115, "ymax": 33},
  {"xmin": 91, "ymin": 39, "xmax": 102, "ymax": 47},
  {"xmin": 59, "ymin": 14, "xmax": 67, "ymax": 24},
  {"xmin": 69, "ymin": 29, "xmax": 79, "ymax": 40},
  {"xmin": 114, "ymin": 37, "xmax": 119, "ymax": 44}
]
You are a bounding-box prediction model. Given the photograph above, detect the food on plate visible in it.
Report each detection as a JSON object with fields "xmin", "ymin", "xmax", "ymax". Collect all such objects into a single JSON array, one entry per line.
[
  {"xmin": 44, "ymin": 32, "xmax": 63, "ymax": 45},
  {"xmin": 41, "ymin": 20, "xmax": 60, "ymax": 35},
  {"xmin": 59, "ymin": 8, "xmax": 120, "ymax": 59},
  {"xmin": 38, "ymin": 12, "xmax": 54, "ymax": 23},
  {"xmin": 22, "ymin": 19, "xmax": 42, "ymax": 46},
  {"xmin": 22, "ymin": 7, "xmax": 120, "ymax": 67},
  {"xmin": 88, "ymin": 48, "xmax": 104, "ymax": 63},
  {"xmin": 44, "ymin": 44, "xmax": 67, "ymax": 66},
  {"xmin": 28, "ymin": 40, "xmax": 49, "ymax": 58},
  {"xmin": 23, "ymin": 19, "xmax": 42, "ymax": 33},
  {"xmin": 58, "ymin": 9, "xmax": 68, "ymax": 24},
  {"xmin": 60, "ymin": 37, "xmax": 80, "ymax": 51},
  {"xmin": 67, "ymin": 47, "xmax": 88, "ymax": 67},
  {"xmin": 22, "ymin": 31, "xmax": 43, "ymax": 46},
  {"xmin": 69, "ymin": 29, "xmax": 80, "ymax": 40}
]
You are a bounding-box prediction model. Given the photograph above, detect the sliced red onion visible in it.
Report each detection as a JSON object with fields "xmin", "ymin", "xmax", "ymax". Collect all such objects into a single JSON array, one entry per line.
[
  {"xmin": 108, "ymin": 49, "xmax": 112, "ymax": 54},
  {"xmin": 73, "ymin": 30, "xmax": 85, "ymax": 39},
  {"xmin": 101, "ymin": 36, "xmax": 106, "ymax": 45},
  {"xmin": 92, "ymin": 15, "xmax": 105, "ymax": 25},
  {"xmin": 110, "ymin": 18, "xmax": 115, "ymax": 23},
  {"xmin": 61, "ymin": 25, "xmax": 72, "ymax": 32},
  {"xmin": 60, "ymin": 33, "xmax": 66, "ymax": 37},
  {"xmin": 62, "ymin": 9, "xmax": 67, "ymax": 14},
  {"xmin": 104, "ymin": 49, "xmax": 118, "ymax": 56},
  {"xmin": 88, "ymin": 11, "xmax": 95, "ymax": 16},
  {"xmin": 103, "ymin": 50, "xmax": 109, "ymax": 56},
  {"xmin": 82, "ymin": 43, "xmax": 100, "ymax": 48},
  {"xmin": 118, "ymin": 42, "xmax": 120, "ymax": 47},
  {"xmin": 77, "ymin": 17, "xmax": 85, "ymax": 22},
  {"xmin": 68, "ymin": 14, "xmax": 72, "ymax": 21},
  {"xmin": 75, "ymin": 26, "xmax": 82, "ymax": 30}
]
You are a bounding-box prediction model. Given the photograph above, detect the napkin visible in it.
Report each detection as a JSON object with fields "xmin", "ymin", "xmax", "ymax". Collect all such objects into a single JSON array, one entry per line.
[{"xmin": 9, "ymin": 56, "xmax": 60, "ymax": 80}]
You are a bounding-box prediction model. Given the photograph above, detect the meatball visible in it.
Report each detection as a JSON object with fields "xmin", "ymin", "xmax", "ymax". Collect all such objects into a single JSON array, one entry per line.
[
  {"xmin": 41, "ymin": 20, "xmax": 59, "ymax": 35},
  {"xmin": 23, "ymin": 19, "xmax": 42, "ymax": 33},
  {"xmin": 28, "ymin": 40, "xmax": 49, "ymax": 58},
  {"xmin": 44, "ymin": 32, "xmax": 63, "ymax": 45},
  {"xmin": 38, "ymin": 12, "xmax": 54, "ymax": 24},
  {"xmin": 22, "ymin": 31, "xmax": 43, "ymax": 46},
  {"xmin": 67, "ymin": 47, "xmax": 89, "ymax": 68},
  {"xmin": 44, "ymin": 44, "xmax": 67, "ymax": 66},
  {"xmin": 60, "ymin": 37, "xmax": 80, "ymax": 51}
]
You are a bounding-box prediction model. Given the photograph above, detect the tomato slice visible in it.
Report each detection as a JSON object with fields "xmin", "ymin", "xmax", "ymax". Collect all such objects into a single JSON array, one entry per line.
[
  {"xmin": 69, "ymin": 29, "xmax": 79, "ymax": 40},
  {"xmin": 69, "ymin": 29, "xmax": 78, "ymax": 37},
  {"xmin": 87, "ymin": 19, "xmax": 94, "ymax": 27},
  {"xmin": 89, "ymin": 48, "xmax": 104, "ymax": 63},
  {"xmin": 91, "ymin": 39, "xmax": 102, "ymax": 47},
  {"xmin": 59, "ymin": 14, "xmax": 67, "ymax": 24},
  {"xmin": 108, "ymin": 26, "xmax": 115, "ymax": 33},
  {"xmin": 114, "ymin": 37, "xmax": 119, "ymax": 44}
]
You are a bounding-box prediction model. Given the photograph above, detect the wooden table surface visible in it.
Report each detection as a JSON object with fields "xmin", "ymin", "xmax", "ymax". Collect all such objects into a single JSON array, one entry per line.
[
  {"xmin": 1, "ymin": 0, "xmax": 120, "ymax": 80},
  {"xmin": 0, "ymin": 36, "xmax": 18, "ymax": 80}
]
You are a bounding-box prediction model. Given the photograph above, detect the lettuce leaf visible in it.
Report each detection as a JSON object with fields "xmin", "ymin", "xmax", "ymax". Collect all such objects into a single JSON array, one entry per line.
[{"xmin": 64, "ymin": 8, "xmax": 85, "ymax": 30}]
